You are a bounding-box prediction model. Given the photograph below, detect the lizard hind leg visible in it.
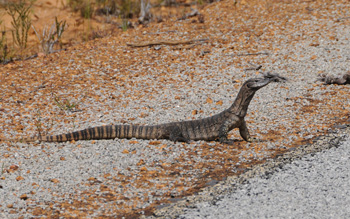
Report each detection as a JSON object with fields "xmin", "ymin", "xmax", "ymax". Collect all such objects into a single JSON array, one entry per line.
[{"xmin": 169, "ymin": 126, "xmax": 190, "ymax": 143}]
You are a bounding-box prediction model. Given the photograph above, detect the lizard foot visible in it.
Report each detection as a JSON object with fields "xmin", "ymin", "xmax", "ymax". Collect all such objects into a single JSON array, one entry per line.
[
  {"xmin": 247, "ymin": 137, "xmax": 263, "ymax": 143},
  {"xmin": 171, "ymin": 136, "xmax": 190, "ymax": 143},
  {"xmin": 220, "ymin": 139, "xmax": 235, "ymax": 145}
]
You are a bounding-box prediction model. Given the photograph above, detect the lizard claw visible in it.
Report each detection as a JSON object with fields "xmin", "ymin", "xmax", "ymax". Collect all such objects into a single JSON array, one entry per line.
[
  {"xmin": 222, "ymin": 140, "xmax": 235, "ymax": 145},
  {"xmin": 219, "ymin": 137, "xmax": 235, "ymax": 145},
  {"xmin": 247, "ymin": 137, "xmax": 260, "ymax": 142}
]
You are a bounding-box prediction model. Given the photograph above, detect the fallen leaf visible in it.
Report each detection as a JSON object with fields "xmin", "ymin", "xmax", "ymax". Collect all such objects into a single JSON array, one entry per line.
[
  {"xmin": 129, "ymin": 140, "xmax": 139, "ymax": 144},
  {"xmin": 216, "ymin": 100, "xmax": 223, "ymax": 106},
  {"xmin": 16, "ymin": 176, "xmax": 24, "ymax": 181},
  {"xmin": 50, "ymin": 179, "xmax": 60, "ymax": 183},
  {"xmin": 9, "ymin": 165, "xmax": 19, "ymax": 171},
  {"xmin": 20, "ymin": 194, "xmax": 28, "ymax": 200},
  {"xmin": 206, "ymin": 97, "xmax": 213, "ymax": 104},
  {"xmin": 149, "ymin": 141, "xmax": 161, "ymax": 145},
  {"xmin": 137, "ymin": 159, "xmax": 145, "ymax": 166}
]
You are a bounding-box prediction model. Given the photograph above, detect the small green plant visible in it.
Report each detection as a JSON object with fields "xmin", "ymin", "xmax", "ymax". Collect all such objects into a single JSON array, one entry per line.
[
  {"xmin": 33, "ymin": 110, "xmax": 56, "ymax": 137},
  {"xmin": 0, "ymin": 20, "xmax": 10, "ymax": 63},
  {"xmin": 67, "ymin": 0, "xmax": 94, "ymax": 19},
  {"xmin": 197, "ymin": 0, "xmax": 204, "ymax": 5},
  {"xmin": 66, "ymin": 0, "xmax": 83, "ymax": 12},
  {"xmin": 6, "ymin": 0, "xmax": 34, "ymax": 58},
  {"xmin": 121, "ymin": 18, "xmax": 128, "ymax": 31},
  {"xmin": 1, "ymin": 162, "xmax": 5, "ymax": 176},
  {"xmin": 96, "ymin": 0, "xmax": 118, "ymax": 16},
  {"xmin": 53, "ymin": 94, "xmax": 79, "ymax": 112},
  {"xmin": 121, "ymin": 0, "xmax": 141, "ymax": 18},
  {"xmin": 0, "ymin": 20, "xmax": 3, "ymax": 52},
  {"xmin": 81, "ymin": 0, "xmax": 94, "ymax": 19},
  {"xmin": 54, "ymin": 17, "xmax": 67, "ymax": 49},
  {"xmin": 0, "ymin": 30, "xmax": 11, "ymax": 64},
  {"xmin": 34, "ymin": 110, "xmax": 43, "ymax": 137},
  {"xmin": 32, "ymin": 17, "xmax": 67, "ymax": 54}
]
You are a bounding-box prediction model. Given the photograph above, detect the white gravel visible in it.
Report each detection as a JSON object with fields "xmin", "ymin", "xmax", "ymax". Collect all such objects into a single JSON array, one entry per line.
[{"xmin": 178, "ymin": 135, "xmax": 350, "ymax": 219}]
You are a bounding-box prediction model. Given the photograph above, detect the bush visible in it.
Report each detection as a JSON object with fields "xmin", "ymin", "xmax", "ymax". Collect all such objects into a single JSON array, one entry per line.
[{"xmin": 6, "ymin": 0, "xmax": 33, "ymax": 57}]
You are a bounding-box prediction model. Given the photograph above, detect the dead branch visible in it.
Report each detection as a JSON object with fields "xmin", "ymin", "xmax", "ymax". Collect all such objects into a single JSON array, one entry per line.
[
  {"xmin": 146, "ymin": 30, "xmax": 176, "ymax": 35},
  {"xmin": 244, "ymin": 62, "xmax": 262, "ymax": 71},
  {"xmin": 178, "ymin": 9, "xmax": 199, "ymax": 21},
  {"xmin": 237, "ymin": 52, "xmax": 269, "ymax": 56},
  {"xmin": 127, "ymin": 38, "xmax": 209, "ymax": 47},
  {"xmin": 138, "ymin": 0, "xmax": 152, "ymax": 24},
  {"xmin": 317, "ymin": 72, "xmax": 350, "ymax": 85},
  {"xmin": 336, "ymin": 17, "xmax": 350, "ymax": 22},
  {"xmin": 225, "ymin": 52, "xmax": 269, "ymax": 57}
]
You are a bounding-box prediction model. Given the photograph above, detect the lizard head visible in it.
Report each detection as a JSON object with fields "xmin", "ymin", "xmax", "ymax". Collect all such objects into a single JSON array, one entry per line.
[
  {"xmin": 244, "ymin": 72, "xmax": 287, "ymax": 90},
  {"xmin": 230, "ymin": 72, "xmax": 287, "ymax": 117}
]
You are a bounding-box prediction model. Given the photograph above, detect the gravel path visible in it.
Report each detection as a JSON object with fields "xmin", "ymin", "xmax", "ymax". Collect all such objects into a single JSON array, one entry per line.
[
  {"xmin": 1, "ymin": 0, "xmax": 350, "ymax": 217},
  {"xmin": 176, "ymin": 133, "xmax": 350, "ymax": 219}
]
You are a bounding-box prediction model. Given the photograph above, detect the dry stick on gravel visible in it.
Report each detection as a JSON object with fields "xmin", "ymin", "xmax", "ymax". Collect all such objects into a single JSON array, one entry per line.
[
  {"xmin": 336, "ymin": 16, "xmax": 350, "ymax": 22},
  {"xmin": 177, "ymin": 9, "xmax": 200, "ymax": 20},
  {"xmin": 244, "ymin": 62, "xmax": 262, "ymax": 71},
  {"xmin": 126, "ymin": 38, "xmax": 209, "ymax": 47},
  {"xmin": 138, "ymin": 0, "xmax": 152, "ymax": 24},
  {"xmin": 317, "ymin": 72, "xmax": 350, "ymax": 85},
  {"xmin": 225, "ymin": 52, "xmax": 269, "ymax": 57}
]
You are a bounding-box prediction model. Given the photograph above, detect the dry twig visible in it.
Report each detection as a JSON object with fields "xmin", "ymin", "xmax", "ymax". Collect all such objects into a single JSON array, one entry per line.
[
  {"xmin": 244, "ymin": 62, "xmax": 262, "ymax": 71},
  {"xmin": 178, "ymin": 9, "xmax": 199, "ymax": 20},
  {"xmin": 138, "ymin": 0, "xmax": 152, "ymax": 24},
  {"xmin": 127, "ymin": 38, "xmax": 208, "ymax": 47},
  {"xmin": 336, "ymin": 17, "xmax": 350, "ymax": 22},
  {"xmin": 225, "ymin": 52, "xmax": 269, "ymax": 57},
  {"xmin": 317, "ymin": 72, "xmax": 350, "ymax": 85}
]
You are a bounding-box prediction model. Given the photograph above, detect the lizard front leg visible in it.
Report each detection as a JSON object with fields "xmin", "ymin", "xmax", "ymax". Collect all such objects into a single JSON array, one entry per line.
[
  {"xmin": 218, "ymin": 120, "xmax": 236, "ymax": 145},
  {"xmin": 239, "ymin": 119, "xmax": 252, "ymax": 142},
  {"xmin": 239, "ymin": 119, "xmax": 262, "ymax": 142}
]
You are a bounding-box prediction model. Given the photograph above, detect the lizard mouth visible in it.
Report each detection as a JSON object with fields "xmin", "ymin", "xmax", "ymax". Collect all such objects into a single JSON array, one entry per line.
[
  {"xmin": 247, "ymin": 77, "xmax": 272, "ymax": 89},
  {"xmin": 247, "ymin": 73, "xmax": 287, "ymax": 89}
]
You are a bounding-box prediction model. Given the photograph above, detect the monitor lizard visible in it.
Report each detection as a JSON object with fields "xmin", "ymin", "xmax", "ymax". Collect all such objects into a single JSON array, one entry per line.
[{"xmin": 1, "ymin": 73, "xmax": 286, "ymax": 144}]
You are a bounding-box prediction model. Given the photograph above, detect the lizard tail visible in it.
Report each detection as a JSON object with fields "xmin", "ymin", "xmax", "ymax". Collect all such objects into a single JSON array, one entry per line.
[{"xmin": 3, "ymin": 124, "xmax": 161, "ymax": 143}]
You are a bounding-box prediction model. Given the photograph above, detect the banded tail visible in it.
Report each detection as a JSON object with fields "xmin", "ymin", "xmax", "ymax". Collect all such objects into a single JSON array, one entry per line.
[{"xmin": 3, "ymin": 125, "xmax": 162, "ymax": 143}]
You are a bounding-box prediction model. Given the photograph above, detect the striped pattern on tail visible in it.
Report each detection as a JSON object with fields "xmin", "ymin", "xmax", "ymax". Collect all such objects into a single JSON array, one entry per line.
[{"xmin": 21, "ymin": 124, "xmax": 161, "ymax": 142}]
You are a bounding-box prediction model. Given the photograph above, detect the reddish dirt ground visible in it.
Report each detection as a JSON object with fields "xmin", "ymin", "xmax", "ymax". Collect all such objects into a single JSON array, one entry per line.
[{"xmin": 0, "ymin": 0, "xmax": 198, "ymax": 59}]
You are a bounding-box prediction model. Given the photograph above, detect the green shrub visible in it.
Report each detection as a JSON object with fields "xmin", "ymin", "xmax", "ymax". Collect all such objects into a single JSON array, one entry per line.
[
  {"xmin": 69, "ymin": 0, "xmax": 141, "ymax": 19},
  {"xmin": 67, "ymin": 0, "xmax": 94, "ymax": 19},
  {"xmin": 6, "ymin": 0, "xmax": 33, "ymax": 57}
]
